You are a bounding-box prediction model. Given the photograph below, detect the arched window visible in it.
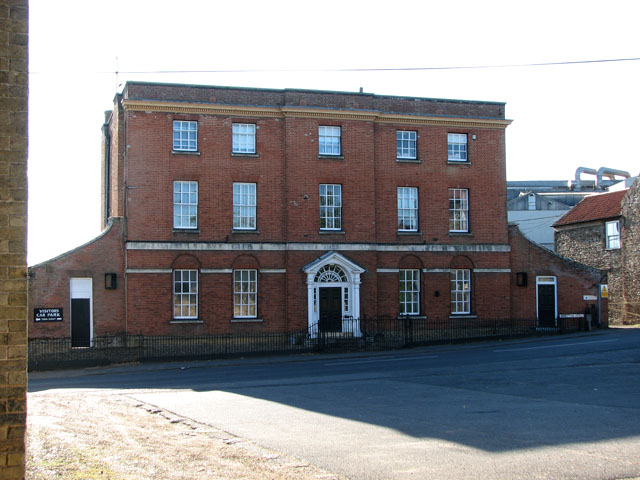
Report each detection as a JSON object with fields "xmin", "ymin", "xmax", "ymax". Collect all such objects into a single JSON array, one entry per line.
[{"xmin": 314, "ymin": 264, "xmax": 347, "ymax": 283}]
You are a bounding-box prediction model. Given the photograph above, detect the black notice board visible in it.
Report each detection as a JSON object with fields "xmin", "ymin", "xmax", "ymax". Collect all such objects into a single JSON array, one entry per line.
[{"xmin": 34, "ymin": 308, "xmax": 63, "ymax": 322}]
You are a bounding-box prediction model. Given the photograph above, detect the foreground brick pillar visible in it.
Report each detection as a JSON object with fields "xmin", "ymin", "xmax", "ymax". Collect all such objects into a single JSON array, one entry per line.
[{"xmin": 0, "ymin": 1, "xmax": 28, "ymax": 478}]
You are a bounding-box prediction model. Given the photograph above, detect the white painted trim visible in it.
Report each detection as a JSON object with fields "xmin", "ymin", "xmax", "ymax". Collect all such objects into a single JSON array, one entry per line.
[
  {"xmin": 201, "ymin": 269, "xmax": 233, "ymax": 274},
  {"xmin": 126, "ymin": 241, "xmax": 510, "ymax": 253},
  {"xmin": 260, "ymin": 269, "xmax": 286, "ymax": 274},
  {"xmin": 377, "ymin": 268, "xmax": 400, "ymax": 273},
  {"xmin": 423, "ymin": 268, "xmax": 451, "ymax": 273},
  {"xmin": 126, "ymin": 268, "xmax": 172, "ymax": 274}
]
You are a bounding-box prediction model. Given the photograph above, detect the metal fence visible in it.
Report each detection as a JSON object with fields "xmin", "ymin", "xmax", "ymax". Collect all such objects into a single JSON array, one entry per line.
[{"xmin": 28, "ymin": 316, "xmax": 587, "ymax": 371}]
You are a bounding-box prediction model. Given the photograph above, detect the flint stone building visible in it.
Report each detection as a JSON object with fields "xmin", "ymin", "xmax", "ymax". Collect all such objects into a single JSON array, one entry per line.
[
  {"xmin": 554, "ymin": 177, "xmax": 640, "ymax": 324},
  {"xmin": 29, "ymin": 82, "xmax": 605, "ymax": 345}
]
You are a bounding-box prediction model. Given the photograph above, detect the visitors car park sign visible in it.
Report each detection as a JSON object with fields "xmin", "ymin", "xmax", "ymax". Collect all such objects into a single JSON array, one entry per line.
[{"xmin": 34, "ymin": 308, "xmax": 63, "ymax": 322}]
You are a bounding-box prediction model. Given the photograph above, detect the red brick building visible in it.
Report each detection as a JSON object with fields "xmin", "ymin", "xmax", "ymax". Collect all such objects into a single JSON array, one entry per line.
[{"xmin": 28, "ymin": 82, "xmax": 605, "ymax": 344}]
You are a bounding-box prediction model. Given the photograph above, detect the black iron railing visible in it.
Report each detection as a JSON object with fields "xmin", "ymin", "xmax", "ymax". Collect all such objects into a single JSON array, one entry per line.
[{"xmin": 28, "ymin": 316, "xmax": 586, "ymax": 371}]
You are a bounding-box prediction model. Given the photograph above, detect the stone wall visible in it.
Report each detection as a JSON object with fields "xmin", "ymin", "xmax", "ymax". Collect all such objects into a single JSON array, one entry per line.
[
  {"xmin": 0, "ymin": 1, "xmax": 28, "ymax": 478},
  {"xmin": 620, "ymin": 177, "xmax": 640, "ymax": 324},
  {"xmin": 555, "ymin": 221, "xmax": 622, "ymax": 323}
]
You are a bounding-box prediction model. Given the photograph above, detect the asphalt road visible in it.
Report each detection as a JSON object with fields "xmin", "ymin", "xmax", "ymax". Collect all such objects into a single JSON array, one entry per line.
[{"xmin": 30, "ymin": 328, "xmax": 640, "ymax": 479}]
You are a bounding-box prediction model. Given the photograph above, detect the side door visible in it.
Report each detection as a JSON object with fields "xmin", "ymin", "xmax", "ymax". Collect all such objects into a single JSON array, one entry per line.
[
  {"xmin": 70, "ymin": 278, "xmax": 92, "ymax": 347},
  {"xmin": 537, "ymin": 277, "xmax": 557, "ymax": 328}
]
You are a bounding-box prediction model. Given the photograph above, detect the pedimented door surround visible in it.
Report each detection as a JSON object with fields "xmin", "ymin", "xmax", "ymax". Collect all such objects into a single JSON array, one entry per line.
[{"xmin": 303, "ymin": 251, "xmax": 365, "ymax": 337}]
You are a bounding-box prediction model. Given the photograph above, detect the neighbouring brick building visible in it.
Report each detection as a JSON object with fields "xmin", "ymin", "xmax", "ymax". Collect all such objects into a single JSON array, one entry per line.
[
  {"xmin": 555, "ymin": 177, "xmax": 640, "ymax": 324},
  {"xmin": 29, "ymin": 82, "xmax": 606, "ymax": 346},
  {"xmin": 0, "ymin": 1, "xmax": 28, "ymax": 478}
]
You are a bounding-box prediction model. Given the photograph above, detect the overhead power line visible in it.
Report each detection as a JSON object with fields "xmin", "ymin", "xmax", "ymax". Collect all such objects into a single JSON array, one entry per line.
[{"xmin": 108, "ymin": 57, "xmax": 640, "ymax": 75}]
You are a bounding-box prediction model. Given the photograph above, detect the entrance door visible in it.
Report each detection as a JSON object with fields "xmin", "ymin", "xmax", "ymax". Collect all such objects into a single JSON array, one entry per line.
[
  {"xmin": 319, "ymin": 287, "xmax": 342, "ymax": 332},
  {"xmin": 537, "ymin": 280, "xmax": 557, "ymax": 328},
  {"xmin": 70, "ymin": 278, "xmax": 92, "ymax": 347},
  {"xmin": 71, "ymin": 298, "xmax": 91, "ymax": 347}
]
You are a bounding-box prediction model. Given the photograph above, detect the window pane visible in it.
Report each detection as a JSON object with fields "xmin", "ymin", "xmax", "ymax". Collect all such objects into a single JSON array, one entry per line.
[
  {"xmin": 398, "ymin": 187, "xmax": 418, "ymax": 231},
  {"xmin": 173, "ymin": 121, "xmax": 198, "ymax": 151},
  {"xmin": 447, "ymin": 133, "xmax": 467, "ymax": 161},
  {"xmin": 233, "ymin": 269, "xmax": 257, "ymax": 318},
  {"xmin": 233, "ymin": 183, "xmax": 257, "ymax": 230},
  {"xmin": 319, "ymin": 126, "xmax": 341, "ymax": 155},
  {"xmin": 173, "ymin": 269, "xmax": 198, "ymax": 319},
  {"xmin": 320, "ymin": 184, "xmax": 342, "ymax": 230},
  {"xmin": 173, "ymin": 181, "xmax": 198, "ymax": 229},
  {"xmin": 232, "ymin": 123, "xmax": 256, "ymax": 153},
  {"xmin": 449, "ymin": 188, "xmax": 469, "ymax": 232},
  {"xmin": 450, "ymin": 269, "xmax": 470, "ymax": 314}
]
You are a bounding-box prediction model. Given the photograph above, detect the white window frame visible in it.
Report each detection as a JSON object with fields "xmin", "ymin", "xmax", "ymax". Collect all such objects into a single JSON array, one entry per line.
[
  {"xmin": 173, "ymin": 120, "xmax": 198, "ymax": 152},
  {"xmin": 397, "ymin": 130, "xmax": 417, "ymax": 159},
  {"xmin": 397, "ymin": 187, "xmax": 418, "ymax": 232},
  {"xmin": 318, "ymin": 126, "xmax": 341, "ymax": 156},
  {"xmin": 449, "ymin": 188, "xmax": 469, "ymax": 233},
  {"xmin": 232, "ymin": 123, "xmax": 256, "ymax": 154},
  {"xmin": 319, "ymin": 184, "xmax": 342, "ymax": 230},
  {"xmin": 527, "ymin": 194, "xmax": 536, "ymax": 210},
  {"xmin": 233, "ymin": 182, "xmax": 257, "ymax": 230},
  {"xmin": 448, "ymin": 133, "xmax": 468, "ymax": 162},
  {"xmin": 173, "ymin": 269, "xmax": 198, "ymax": 319},
  {"xmin": 451, "ymin": 269, "xmax": 471, "ymax": 315},
  {"xmin": 400, "ymin": 269, "xmax": 420, "ymax": 315},
  {"xmin": 173, "ymin": 181, "xmax": 198, "ymax": 229},
  {"xmin": 234, "ymin": 269, "xmax": 257, "ymax": 318},
  {"xmin": 605, "ymin": 220, "xmax": 621, "ymax": 249}
]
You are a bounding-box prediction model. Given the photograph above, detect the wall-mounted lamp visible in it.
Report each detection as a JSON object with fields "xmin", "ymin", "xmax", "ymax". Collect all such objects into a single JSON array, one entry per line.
[
  {"xmin": 105, "ymin": 273, "xmax": 117, "ymax": 290},
  {"xmin": 516, "ymin": 272, "xmax": 528, "ymax": 287}
]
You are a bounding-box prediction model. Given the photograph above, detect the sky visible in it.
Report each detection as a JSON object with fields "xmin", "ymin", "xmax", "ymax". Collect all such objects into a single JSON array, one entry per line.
[{"xmin": 27, "ymin": 0, "xmax": 640, "ymax": 265}]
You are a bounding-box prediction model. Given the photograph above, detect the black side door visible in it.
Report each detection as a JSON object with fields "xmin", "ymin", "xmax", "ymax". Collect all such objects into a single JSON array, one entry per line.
[
  {"xmin": 71, "ymin": 298, "xmax": 91, "ymax": 347},
  {"xmin": 537, "ymin": 284, "xmax": 556, "ymax": 328}
]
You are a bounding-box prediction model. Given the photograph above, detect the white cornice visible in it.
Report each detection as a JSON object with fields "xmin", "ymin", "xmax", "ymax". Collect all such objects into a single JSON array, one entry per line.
[{"xmin": 122, "ymin": 99, "xmax": 512, "ymax": 129}]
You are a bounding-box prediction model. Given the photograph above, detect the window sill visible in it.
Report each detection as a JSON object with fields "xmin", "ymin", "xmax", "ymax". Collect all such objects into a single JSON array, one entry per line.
[
  {"xmin": 171, "ymin": 319, "xmax": 203, "ymax": 324},
  {"xmin": 605, "ymin": 247, "xmax": 621, "ymax": 251},
  {"xmin": 449, "ymin": 231, "xmax": 472, "ymax": 236},
  {"xmin": 319, "ymin": 230, "xmax": 345, "ymax": 235},
  {"xmin": 173, "ymin": 228, "xmax": 200, "ymax": 234},
  {"xmin": 447, "ymin": 160, "xmax": 470, "ymax": 166},
  {"xmin": 232, "ymin": 152, "xmax": 259, "ymax": 158},
  {"xmin": 449, "ymin": 314, "xmax": 476, "ymax": 320},
  {"xmin": 318, "ymin": 155, "xmax": 344, "ymax": 160},
  {"xmin": 397, "ymin": 230, "xmax": 422, "ymax": 236},
  {"xmin": 231, "ymin": 318, "xmax": 263, "ymax": 323},
  {"xmin": 172, "ymin": 150, "xmax": 201, "ymax": 156},
  {"xmin": 396, "ymin": 158, "xmax": 420, "ymax": 163},
  {"xmin": 232, "ymin": 229, "xmax": 260, "ymax": 234},
  {"xmin": 398, "ymin": 315, "xmax": 427, "ymax": 320}
]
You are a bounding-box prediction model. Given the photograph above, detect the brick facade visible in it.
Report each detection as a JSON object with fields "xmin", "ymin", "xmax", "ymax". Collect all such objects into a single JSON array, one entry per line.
[
  {"xmin": 0, "ymin": 1, "xmax": 28, "ymax": 478},
  {"xmin": 29, "ymin": 82, "xmax": 605, "ymax": 344},
  {"xmin": 509, "ymin": 225, "xmax": 605, "ymax": 325}
]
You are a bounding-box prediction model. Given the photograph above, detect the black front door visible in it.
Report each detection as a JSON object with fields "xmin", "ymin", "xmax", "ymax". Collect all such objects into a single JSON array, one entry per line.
[
  {"xmin": 537, "ymin": 284, "xmax": 556, "ymax": 328},
  {"xmin": 71, "ymin": 298, "xmax": 91, "ymax": 347},
  {"xmin": 319, "ymin": 287, "xmax": 342, "ymax": 332}
]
